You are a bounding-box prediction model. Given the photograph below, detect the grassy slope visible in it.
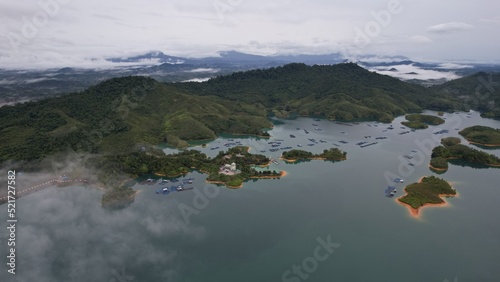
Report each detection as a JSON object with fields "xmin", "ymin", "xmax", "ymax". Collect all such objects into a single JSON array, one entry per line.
[{"xmin": 0, "ymin": 77, "xmax": 271, "ymax": 161}]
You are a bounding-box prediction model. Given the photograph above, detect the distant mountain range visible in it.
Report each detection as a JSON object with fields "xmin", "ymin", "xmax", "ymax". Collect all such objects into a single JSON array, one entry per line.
[{"xmin": 1, "ymin": 50, "xmax": 499, "ymax": 105}]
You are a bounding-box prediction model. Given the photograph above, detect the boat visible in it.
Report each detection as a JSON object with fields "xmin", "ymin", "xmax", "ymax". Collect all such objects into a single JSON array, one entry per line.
[
  {"xmin": 393, "ymin": 178, "xmax": 404, "ymax": 183},
  {"xmin": 297, "ymin": 144, "xmax": 302, "ymax": 147},
  {"xmin": 290, "ymin": 134, "xmax": 296, "ymax": 138},
  {"xmin": 177, "ymin": 187, "xmax": 194, "ymax": 192},
  {"xmin": 156, "ymin": 187, "xmax": 170, "ymax": 194}
]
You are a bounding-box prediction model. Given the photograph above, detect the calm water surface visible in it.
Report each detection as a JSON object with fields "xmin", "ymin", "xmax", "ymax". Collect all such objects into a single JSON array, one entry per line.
[{"xmin": 1, "ymin": 111, "xmax": 499, "ymax": 282}]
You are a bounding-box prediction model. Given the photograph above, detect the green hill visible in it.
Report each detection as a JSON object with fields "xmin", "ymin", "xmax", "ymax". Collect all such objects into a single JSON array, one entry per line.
[
  {"xmin": 179, "ymin": 63, "xmax": 463, "ymax": 121},
  {"xmin": 0, "ymin": 76, "xmax": 271, "ymax": 161},
  {"xmin": 431, "ymin": 72, "xmax": 500, "ymax": 119}
]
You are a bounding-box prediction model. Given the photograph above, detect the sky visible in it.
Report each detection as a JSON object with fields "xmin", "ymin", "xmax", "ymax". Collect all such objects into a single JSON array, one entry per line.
[{"xmin": 0, "ymin": 0, "xmax": 499, "ymax": 69}]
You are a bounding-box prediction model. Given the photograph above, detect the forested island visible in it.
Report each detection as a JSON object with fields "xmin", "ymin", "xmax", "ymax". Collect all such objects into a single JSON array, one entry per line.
[
  {"xmin": 397, "ymin": 176, "xmax": 456, "ymax": 217},
  {"xmin": 401, "ymin": 114, "xmax": 445, "ymax": 129},
  {"xmin": 459, "ymin": 125, "xmax": 500, "ymax": 146},
  {"xmin": 281, "ymin": 148, "xmax": 347, "ymax": 162},
  {"xmin": 430, "ymin": 137, "xmax": 500, "ymax": 171}
]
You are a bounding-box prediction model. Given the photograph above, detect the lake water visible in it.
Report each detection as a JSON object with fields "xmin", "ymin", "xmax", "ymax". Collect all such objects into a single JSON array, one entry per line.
[{"xmin": 2, "ymin": 111, "xmax": 499, "ymax": 282}]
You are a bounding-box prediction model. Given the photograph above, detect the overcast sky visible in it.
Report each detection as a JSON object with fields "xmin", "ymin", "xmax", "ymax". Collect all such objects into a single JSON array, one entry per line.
[{"xmin": 0, "ymin": 0, "xmax": 499, "ymax": 69}]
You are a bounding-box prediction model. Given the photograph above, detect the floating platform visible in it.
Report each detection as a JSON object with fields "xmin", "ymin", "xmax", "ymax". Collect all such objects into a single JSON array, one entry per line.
[
  {"xmin": 360, "ymin": 142, "xmax": 378, "ymax": 148},
  {"xmin": 393, "ymin": 178, "xmax": 404, "ymax": 183}
]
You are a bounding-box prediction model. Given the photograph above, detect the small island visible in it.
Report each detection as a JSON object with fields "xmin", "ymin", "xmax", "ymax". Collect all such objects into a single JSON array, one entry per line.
[
  {"xmin": 401, "ymin": 114, "xmax": 445, "ymax": 129},
  {"xmin": 281, "ymin": 148, "xmax": 347, "ymax": 162},
  {"xmin": 430, "ymin": 137, "xmax": 500, "ymax": 170},
  {"xmin": 459, "ymin": 125, "xmax": 500, "ymax": 147},
  {"xmin": 397, "ymin": 176, "xmax": 456, "ymax": 217}
]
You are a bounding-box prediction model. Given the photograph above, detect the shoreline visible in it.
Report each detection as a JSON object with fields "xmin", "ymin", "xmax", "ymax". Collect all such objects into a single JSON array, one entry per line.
[
  {"xmin": 429, "ymin": 164, "xmax": 448, "ymax": 171},
  {"xmin": 396, "ymin": 177, "xmax": 457, "ymax": 219},
  {"xmin": 466, "ymin": 140, "xmax": 500, "ymax": 147},
  {"xmin": 205, "ymin": 180, "xmax": 243, "ymax": 189},
  {"xmin": 250, "ymin": 170, "xmax": 288, "ymax": 179}
]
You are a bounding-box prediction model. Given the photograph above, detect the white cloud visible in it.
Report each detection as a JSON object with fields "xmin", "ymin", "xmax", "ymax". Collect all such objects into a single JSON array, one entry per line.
[
  {"xmin": 368, "ymin": 64, "xmax": 461, "ymax": 81},
  {"xmin": 436, "ymin": 63, "xmax": 474, "ymax": 69},
  {"xmin": 427, "ymin": 22, "xmax": 473, "ymax": 33},
  {"xmin": 182, "ymin": 78, "xmax": 212, "ymax": 82},
  {"xmin": 0, "ymin": 0, "xmax": 498, "ymax": 68}
]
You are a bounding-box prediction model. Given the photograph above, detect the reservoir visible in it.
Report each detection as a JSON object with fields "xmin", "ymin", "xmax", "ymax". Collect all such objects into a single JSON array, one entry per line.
[{"xmin": 2, "ymin": 111, "xmax": 499, "ymax": 282}]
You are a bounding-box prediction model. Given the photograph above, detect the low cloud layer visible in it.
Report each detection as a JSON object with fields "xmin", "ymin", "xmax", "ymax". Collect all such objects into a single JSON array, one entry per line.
[
  {"xmin": 427, "ymin": 22, "xmax": 473, "ymax": 34},
  {"xmin": 0, "ymin": 155, "xmax": 206, "ymax": 282},
  {"xmin": 368, "ymin": 64, "xmax": 461, "ymax": 81}
]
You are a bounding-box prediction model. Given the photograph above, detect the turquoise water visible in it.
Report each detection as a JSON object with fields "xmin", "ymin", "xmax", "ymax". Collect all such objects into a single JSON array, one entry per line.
[{"xmin": 1, "ymin": 111, "xmax": 499, "ymax": 281}]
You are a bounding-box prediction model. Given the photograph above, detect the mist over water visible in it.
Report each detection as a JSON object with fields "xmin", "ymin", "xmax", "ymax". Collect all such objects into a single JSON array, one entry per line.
[{"xmin": 0, "ymin": 185, "xmax": 206, "ymax": 282}]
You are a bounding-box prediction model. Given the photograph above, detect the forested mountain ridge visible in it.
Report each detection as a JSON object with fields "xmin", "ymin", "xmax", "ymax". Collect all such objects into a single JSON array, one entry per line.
[
  {"xmin": 0, "ymin": 76, "xmax": 270, "ymax": 162},
  {"xmin": 431, "ymin": 72, "xmax": 500, "ymax": 119},
  {"xmin": 0, "ymin": 63, "xmax": 493, "ymax": 163},
  {"xmin": 179, "ymin": 63, "xmax": 465, "ymax": 121}
]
